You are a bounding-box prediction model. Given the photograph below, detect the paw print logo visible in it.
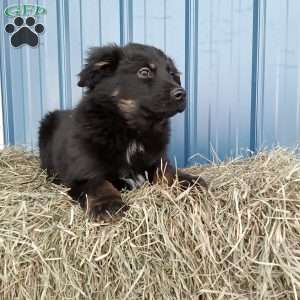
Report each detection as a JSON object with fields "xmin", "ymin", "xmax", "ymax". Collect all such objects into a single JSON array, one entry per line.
[{"xmin": 5, "ymin": 16, "xmax": 44, "ymax": 47}]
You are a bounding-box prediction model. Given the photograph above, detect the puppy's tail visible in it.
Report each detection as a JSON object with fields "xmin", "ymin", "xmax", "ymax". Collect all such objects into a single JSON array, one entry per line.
[{"xmin": 38, "ymin": 110, "xmax": 61, "ymax": 155}]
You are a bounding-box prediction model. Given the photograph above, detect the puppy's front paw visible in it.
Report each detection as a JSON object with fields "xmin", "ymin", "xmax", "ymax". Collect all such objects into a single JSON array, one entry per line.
[
  {"xmin": 87, "ymin": 198, "xmax": 129, "ymax": 221},
  {"xmin": 178, "ymin": 173, "xmax": 208, "ymax": 190}
]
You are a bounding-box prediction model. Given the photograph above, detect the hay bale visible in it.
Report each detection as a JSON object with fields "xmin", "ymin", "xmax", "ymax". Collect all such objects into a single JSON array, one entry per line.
[{"xmin": 0, "ymin": 147, "xmax": 300, "ymax": 299}]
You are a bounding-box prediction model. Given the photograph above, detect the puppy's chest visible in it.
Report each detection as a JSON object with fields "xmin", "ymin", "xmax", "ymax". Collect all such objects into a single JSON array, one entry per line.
[
  {"xmin": 125, "ymin": 140, "xmax": 146, "ymax": 166},
  {"xmin": 119, "ymin": 140, "xmax": 157, "ymax": 189}
]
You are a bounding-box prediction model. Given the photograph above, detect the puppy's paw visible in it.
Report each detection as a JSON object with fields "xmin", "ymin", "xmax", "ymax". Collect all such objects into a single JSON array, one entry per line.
[
  {"xmin": 178, "ymin": 173, "xmax": 208, "ymax": 190},
  {"xmin": 87, "ymin": 198, "xmax": 129, "ymax": 221}
]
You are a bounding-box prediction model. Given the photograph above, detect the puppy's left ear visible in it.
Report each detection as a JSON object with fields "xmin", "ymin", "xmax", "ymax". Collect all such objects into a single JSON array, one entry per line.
[{"xmin": 78, "ymin": 45, "xmax": 123, "ymax": 89}]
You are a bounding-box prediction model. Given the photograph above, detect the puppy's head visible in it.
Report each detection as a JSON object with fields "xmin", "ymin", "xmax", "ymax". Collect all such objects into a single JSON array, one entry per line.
[{"xmin": 78, "ymin": 43, "xmax": 186, "ymax": 127}]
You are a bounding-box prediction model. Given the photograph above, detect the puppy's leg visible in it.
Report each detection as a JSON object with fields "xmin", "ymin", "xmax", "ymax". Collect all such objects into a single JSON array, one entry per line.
[
  {"xmin": 151, "ymin": 161, "xmax": 207, "ymax": 190},
  {"xmin": 86, "ymin": 180, "xmax": 128, "ymax": 219},
  {"xmin": 70, "ymin": 180, "xmax": 128, "ymax": 219},
  {"xmin": 176, "ymin": 169, "xmax": 208, "ymax": 190}
]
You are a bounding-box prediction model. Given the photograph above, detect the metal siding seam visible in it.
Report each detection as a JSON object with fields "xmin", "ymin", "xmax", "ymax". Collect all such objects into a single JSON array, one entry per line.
[
  {"xmin": 235, "ymin": 0, "xmax": 241, "ymax": 156},
  {"xmin": 56, "ymin": 0, "xmax": 72, "ymax": 109},
  {"xmin": 119, "ymin": 0, "xmax": 124, "ymax": 46},
  {"xmin": 184, "ymin": 0, "xmax": 191, "ymax": 165},
  {"xmin": 99, "ymin": 0, "xmax": 102, "ymax": 45},
  {"xmin": 163, "ymin": 0, "xmax": 167, "ymax": 51},
  {"xmin": 257, "ymin": 0, "xmax": 266, "ymax": 149},
  {"xmin": 0, "ymin": 57, "xmax": 3, "ymax": 147},
  {"xmin": 38, "ymin": 0, "xmax": 45, "ymax": 117},
  {"xmin": 143, "ymin": 0, "xmax": 147, "ymax": 44},
  {"xmin": 283, "ymin": 0, "xmax": 289, "ymax": 114},
  {"xmin": 274, "ymin": 55, "xmax": 280, "ymax": 143},
  {"xmin": 0, "ymin": 0, "xmax": 15, "ymax": 144},
  {"xmin": 208, "ymin": 104, "xmax": 212, "ymax": 161},
  {"xmin": 250, "ymin": 0, "xmax": 260, "ymax": 152},
  {"xmin": 119, "ymin": 0, "xmax": 133, "ymax": 46},
  {"xmin": 297, "ymin": 56, "xmax": 300, "ymax": 141},
  {"xmin": 38, "ymin": 35, "xmax": 44, "ymax": 116},
  {"xmin": 228, "ymin": 109, "xmax": 232, "ymax": 156},
  {"xmin": 229, "ymin": 0, "xmax": 233, "ymax": 155},
  {"xmin": 79, "ymin": 0, "xmax": 84, "ymax": 92},
  {"xmin": 17, "ymin": 0, "xmax": 26, "ymax": 145},
  {"xmin": 230, "ymin": 0, "xmax": 233, "ymax": 66},
  {"xmin": 297, "ymin": 2, "xmax": 300, "ymax": 141},
  {"xmin": 127, "ymin": 0, "xmax": 133, "ymax": 43},
  {"xmin": 20, "ymin": 47, "xmax": 28, "ymax": 146},
  {"xmin": 184, "ymin": 0, "xmax": 199, "ymax": 165},
  {"xmin": 79, "ymin": 0, "xmax": 84, "ymax": 91},
  {"xmin": 193, "ymin": 0, "xmax": 199, "ymax": 160},
  {"xmin": 37, "ymin": 0, "xmax": 45, "ymax": 116}
]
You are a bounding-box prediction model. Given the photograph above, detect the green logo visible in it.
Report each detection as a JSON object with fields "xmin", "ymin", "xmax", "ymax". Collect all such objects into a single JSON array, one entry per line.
[{"xmin": 4, "ymin": 4, "xmax": 47, "ymax": 17}]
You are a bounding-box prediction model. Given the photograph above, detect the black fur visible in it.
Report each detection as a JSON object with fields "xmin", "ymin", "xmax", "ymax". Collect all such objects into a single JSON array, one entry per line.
[{"xmin": 39, "ymin": 43, "xmax": 206, "ymax": 219}]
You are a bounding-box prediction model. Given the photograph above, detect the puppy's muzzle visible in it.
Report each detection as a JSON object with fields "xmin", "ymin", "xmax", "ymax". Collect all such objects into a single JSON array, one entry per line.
[{"xmin": 170, "ymin": 87, "xmax": 186, "ymax": 102}]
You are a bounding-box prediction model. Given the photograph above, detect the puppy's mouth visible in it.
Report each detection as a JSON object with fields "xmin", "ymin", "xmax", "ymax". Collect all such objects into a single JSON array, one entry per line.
[{"xmin": 141, "ymin": 101, "xmax": 186, "ymax": 120}]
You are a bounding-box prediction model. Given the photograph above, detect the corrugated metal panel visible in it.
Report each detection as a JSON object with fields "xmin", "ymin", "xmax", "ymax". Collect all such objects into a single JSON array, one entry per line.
[
  {"xmin": 0, "ymin": 0, "xmax": 299, "ymax": 167},
  {"xmin": 255, "ymin": 0, "xmax": 300, "ymax": 149},
  {"xmin": 0, "ymin": 68, "xmax": 3, "ymax": 147},
  {"xmin": 188, "ymin": 0, "xmax": 253, "ymax": 164}
]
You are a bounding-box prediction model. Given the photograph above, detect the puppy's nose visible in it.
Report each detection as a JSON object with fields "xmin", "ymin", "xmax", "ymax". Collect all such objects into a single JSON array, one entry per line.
[{"xmin": 170, "ymin": 88, "xmax": 186, "ymax": 101}]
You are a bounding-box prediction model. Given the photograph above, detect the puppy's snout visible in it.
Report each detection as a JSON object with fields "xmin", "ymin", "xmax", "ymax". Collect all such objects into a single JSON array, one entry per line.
[{"xmin": 170, "ymin": 88, "xmax": 186, "ymax": 101}]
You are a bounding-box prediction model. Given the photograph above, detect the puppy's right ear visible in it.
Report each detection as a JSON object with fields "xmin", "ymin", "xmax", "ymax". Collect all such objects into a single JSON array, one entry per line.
[{"xmin": 78, "ymin": 45, "xmax": 123, "ymax": 89}]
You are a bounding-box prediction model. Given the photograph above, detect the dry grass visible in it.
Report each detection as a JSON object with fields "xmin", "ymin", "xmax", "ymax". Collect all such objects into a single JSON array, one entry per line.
[{"xmin": 1, "ymin": 147, "xmax": 300, "ymax": 299}]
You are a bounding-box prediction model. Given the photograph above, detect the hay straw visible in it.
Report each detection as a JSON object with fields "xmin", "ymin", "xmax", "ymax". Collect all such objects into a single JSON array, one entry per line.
[{"xmin": 1, "ymin": 147, "xmax": 300, "ymax": 299}]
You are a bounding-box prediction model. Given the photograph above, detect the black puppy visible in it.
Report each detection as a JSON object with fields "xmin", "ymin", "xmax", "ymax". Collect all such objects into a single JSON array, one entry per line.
[{"xmin": 39, "ymin": 43, "xmax": 206, "ymax": 219}]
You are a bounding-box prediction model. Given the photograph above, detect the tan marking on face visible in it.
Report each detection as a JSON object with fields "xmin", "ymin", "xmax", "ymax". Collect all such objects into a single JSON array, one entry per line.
[
  {"xmin": 149, "ymin": 63, "xmax": 156, "ymax": 70},
  {"xmin": 94, "ymin": 61, "xmax": 110, "ymax": 69},
  {"xmin": 118, "ymin": 99, "xmax": 137, "ymax": 117}
]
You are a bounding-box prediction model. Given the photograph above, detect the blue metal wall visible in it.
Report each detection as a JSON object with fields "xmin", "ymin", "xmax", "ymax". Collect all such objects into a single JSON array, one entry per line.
[{"xmin": 0, "ymin": 0, "xmax": 299, "ymax": 167}]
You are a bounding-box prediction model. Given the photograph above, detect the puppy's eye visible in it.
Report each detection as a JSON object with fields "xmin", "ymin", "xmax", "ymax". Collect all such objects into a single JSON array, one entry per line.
[
  {"xmin": 169, "ymin": 71, "xmax": 180, "ymax": 78},
  {"xmin": 169, "ymin": 71, "xmax": 181, "ymax": 84},
  {"xmin": 137, "ymin": 67, "xmax": 153, "ymax": 79}
]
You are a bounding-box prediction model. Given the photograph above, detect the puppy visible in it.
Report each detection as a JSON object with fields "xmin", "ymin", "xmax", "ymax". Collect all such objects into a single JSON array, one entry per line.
[{"xmin": 38, "ymin": 43, "xmax": 206, "ymax": 219}]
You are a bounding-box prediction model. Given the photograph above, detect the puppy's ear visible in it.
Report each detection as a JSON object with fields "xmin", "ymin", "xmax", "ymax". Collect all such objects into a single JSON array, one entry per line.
[{"xmin": 78, "ymin": 45, "xmax": 123, "ymax": 89}]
